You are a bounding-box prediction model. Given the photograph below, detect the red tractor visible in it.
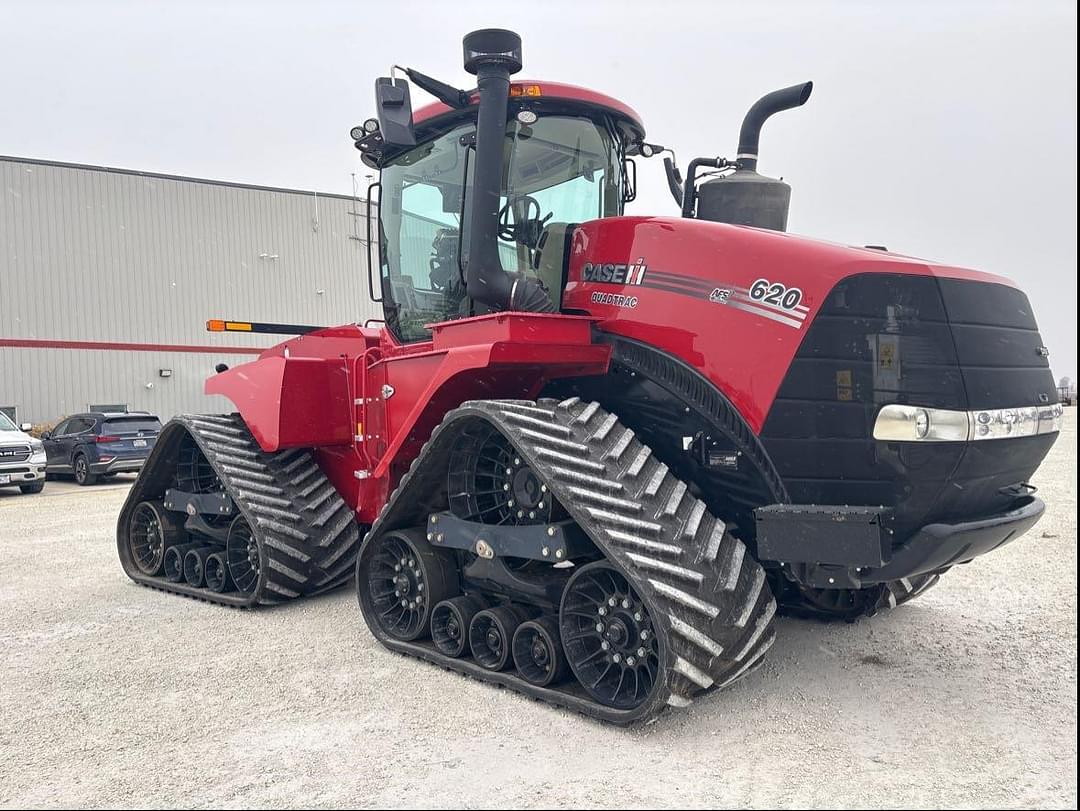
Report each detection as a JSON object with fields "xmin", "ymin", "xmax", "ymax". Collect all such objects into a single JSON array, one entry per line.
[{"xmin": 118, "ymin": 29, "xmax": 1061, "ymax": 723}]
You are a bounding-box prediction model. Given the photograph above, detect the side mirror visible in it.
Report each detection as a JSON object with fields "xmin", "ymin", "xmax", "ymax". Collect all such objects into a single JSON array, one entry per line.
[
  {"xmin": 663, "ymin": 156, "xmax": 684, "ymax": 207},
  {"xmin": 41, "ymin": 431, "xmax": 52, "ymax": 440},
  {"xmin": 375, "ymin": 77, "xmax": 416, "ymax": 148},
  {"xmin": 20, "ymin": 422, "xmax": 32, "ymax": 432}
]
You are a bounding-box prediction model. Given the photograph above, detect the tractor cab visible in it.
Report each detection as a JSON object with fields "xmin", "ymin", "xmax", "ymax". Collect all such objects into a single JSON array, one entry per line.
[
  {"xmin": 374, "ymin": 103, "xmax": 629, "ymax": 341},
  {"xmin": 354, "ymin": 32, "xmax": 646, "ymax": 343}
]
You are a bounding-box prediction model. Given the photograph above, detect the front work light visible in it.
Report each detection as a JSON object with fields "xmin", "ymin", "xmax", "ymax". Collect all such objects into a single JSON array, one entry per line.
[{"xmin": 873, "ymin": 403, "xmax": 1063, "ymax": 442}]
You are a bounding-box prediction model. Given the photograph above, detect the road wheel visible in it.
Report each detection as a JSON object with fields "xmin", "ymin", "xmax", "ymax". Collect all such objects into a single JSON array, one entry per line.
[
  {"xmin": 431, "ymin": 595, "xmax": 488, "ymax": 658},
  {"xmin": 19, "ymin": 481, "xmax": 45, "ymax": 495},
  {"xmin": 512, "ymin": 616, "xmax": 570, "ymax": 687},
  {"xmin": 73, "ymin": 454, "xmax": 98, "ymax": 486}
]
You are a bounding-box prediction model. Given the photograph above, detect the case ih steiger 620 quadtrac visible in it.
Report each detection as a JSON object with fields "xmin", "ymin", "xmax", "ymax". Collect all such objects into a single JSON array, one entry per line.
[{"xmin": 118, "ymin": 29, "xmax": 1062, "ymax": 723}]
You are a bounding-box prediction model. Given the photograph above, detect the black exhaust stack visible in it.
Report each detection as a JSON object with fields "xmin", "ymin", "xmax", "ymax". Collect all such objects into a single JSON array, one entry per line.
[
  {"xmin": 694, "ymin": 81, "xmax": 813, "ymax": 232},
  {"xmin": 462, "ymin": 29, "xmax": 554, "ymax": 313}
]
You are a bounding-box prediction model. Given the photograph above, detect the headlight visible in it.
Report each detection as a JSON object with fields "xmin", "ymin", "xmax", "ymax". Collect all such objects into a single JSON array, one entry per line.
[
  {"xmin": 873, "ymin": 403, "xmax": 1063, "ymax": 442},
  {"xmin": 29, "ymin": 439, "xmax": 44, "ymax": 452}
]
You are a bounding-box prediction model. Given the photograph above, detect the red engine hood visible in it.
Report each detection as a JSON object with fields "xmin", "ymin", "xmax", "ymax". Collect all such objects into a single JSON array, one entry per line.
[{"xmin": 562, "ymin": 215, "xmax": 1016, "ymax": 432}]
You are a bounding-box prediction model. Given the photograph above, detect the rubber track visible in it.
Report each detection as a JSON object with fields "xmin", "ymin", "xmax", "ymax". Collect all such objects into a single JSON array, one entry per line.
[
  {"xmin": 117, "ymin": 414, "xmax": 361, "ymax": 607},
  {"xmin": 357, "ymin": 398, "xmax": 778, "ymax": 724}
]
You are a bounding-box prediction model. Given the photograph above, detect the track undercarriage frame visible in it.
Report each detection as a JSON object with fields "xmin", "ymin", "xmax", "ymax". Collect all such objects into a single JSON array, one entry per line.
[{"xmin": 356, "ymin": 397, "xmax": 777, "ymax": 723}]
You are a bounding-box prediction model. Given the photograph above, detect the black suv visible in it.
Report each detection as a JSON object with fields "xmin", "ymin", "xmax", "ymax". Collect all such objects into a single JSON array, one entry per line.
[{"xmin": 42, "ymin": 412, "xmax": 162, "ymax": 485}]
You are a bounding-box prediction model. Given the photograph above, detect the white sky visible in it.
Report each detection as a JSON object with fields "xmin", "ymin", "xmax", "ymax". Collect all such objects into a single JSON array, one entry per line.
[{"xmin": 2, "ymin": 0, "xmax": 1076, "ymax": 382}]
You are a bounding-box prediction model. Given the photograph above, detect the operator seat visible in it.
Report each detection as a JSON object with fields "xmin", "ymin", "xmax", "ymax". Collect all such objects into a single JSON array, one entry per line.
[{"xmin": 533, "ymin": 222, "xmax": 576, "ymax": 310}]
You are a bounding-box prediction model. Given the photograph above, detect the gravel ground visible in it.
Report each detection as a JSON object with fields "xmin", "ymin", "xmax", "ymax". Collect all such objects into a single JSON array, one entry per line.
[{"xmin": 1, "ymin": 414, "xmax": 1075, "ymax": 809}]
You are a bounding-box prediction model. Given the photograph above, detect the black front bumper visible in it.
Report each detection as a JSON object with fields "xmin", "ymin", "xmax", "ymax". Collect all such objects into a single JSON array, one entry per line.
[{"xmin": 756, "ymin": 496, "xmax": 1046, "ymax": 589}]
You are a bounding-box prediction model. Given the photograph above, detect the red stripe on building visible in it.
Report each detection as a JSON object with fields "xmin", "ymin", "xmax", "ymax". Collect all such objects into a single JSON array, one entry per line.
[{"xmin": 0, "ymin": 338, "xmax": 266, "ymax": 355}]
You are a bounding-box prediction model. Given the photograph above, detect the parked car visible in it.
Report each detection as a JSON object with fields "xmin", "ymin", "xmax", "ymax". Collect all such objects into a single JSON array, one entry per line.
[
  {"xmin": 42, "ymin": 412, "xmax": 162, "ymax": 485},
  {"xmin": 0, "ymin": 412, "xmax": 47, "ymax": 494}
]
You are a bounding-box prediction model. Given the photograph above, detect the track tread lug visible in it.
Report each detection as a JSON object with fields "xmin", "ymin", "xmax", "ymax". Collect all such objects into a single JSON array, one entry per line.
[
  {"xmin": 574, "ymin": 401, "xmax": 601, "ymax": 425},
  {"xmin": 267, "ymin": 557, "xmax": 308, "ymax": 584},
  {"xmin": 642, "ymin": 462, "xmax": 668, "ymax": 497},
  {"xmin": 590, "ymin": 413, "xmax": 618, "ymax": 442},
  {"xmin": 311, "ymin": 499, "xmax": 346, "ymax": 529},
  {"xmin": 661, "ymin": 480, "xmax": 687, "ymax": 518},
  {"xmin": 625, "ymin": 446, "xmax": 652, "ymax": 479},
  {"xmin": 264, "ymin": 534, "xmax": 312, "ymax": 562}
]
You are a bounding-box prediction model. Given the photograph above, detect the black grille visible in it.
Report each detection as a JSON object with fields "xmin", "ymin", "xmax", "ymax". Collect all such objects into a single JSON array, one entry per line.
[
  {"xmin": 762, "ymin": 273, "xmax": 1057, "ymax": 540},
  {"xmin": 937, "ymin": 278, "xmax": 1056, "ymax": 408},
  {"xmin": 0, "ymin": 445, "xmax": 31, "ymax": 463}
]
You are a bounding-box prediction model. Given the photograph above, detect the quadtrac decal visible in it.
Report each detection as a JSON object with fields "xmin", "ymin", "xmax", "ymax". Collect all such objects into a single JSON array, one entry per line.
[
  {"xmin": 582, "ymin": 258, "xmax": 647, "ymax": 308},
  {"xmin": 580, "ymin": 257, "xmax": 808, "ymax": 329},
  {"xmin": 590, "ymin": 291, "xmax": 639, "ymax": 309}
]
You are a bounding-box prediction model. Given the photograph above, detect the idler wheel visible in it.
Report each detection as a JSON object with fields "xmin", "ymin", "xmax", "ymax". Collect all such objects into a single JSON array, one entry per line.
[
  {"xmin": 225, "ymin": 517, "xmax": 260, "ymax": 596},
  {"xmin": 127, "ymin": 501, "xmax": 185, "ymax": 576},
  {"xmin": 361, "ymin": 530, "xmax": 458, "ymax": 642},
  {"xmin": 560, "ymin": 562, "xmax": 663, "ymax": 710}
]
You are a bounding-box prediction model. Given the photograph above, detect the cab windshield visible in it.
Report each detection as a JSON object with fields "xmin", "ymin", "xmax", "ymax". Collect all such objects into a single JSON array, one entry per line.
[{"xmin": 378, "ymin": 114, "xmax": 622, "ymax": 342}]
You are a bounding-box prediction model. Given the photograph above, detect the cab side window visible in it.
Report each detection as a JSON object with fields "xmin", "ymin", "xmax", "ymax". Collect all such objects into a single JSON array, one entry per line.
[{"xmin": 52, "ymin": 419, "xmax": 72, "ymax": 437}]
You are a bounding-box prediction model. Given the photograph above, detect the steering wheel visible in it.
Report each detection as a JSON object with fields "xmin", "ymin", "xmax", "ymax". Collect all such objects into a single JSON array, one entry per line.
[
  {"xmin": 498, "ymin": 195, "xmax": 552, "ymax": 249},
  {"xmin": 428, "ymin": 228, "xmax": 460, "ymax": 292}
]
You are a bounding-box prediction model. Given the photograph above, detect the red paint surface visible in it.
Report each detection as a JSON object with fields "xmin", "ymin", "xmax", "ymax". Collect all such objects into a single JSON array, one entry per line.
[
  {"xmin": 562, "ymin": 216, "xmax": 1016, "ymax": 433},
  {"xmin": 208, "ymin": 314, "xmax": 608, "ymax": 524}
]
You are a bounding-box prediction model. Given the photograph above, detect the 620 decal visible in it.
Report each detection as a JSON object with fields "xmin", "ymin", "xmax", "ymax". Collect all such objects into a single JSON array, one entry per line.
[{"xmin": 749, "ymin": 278, "xmax": 803, "ymax": 310}]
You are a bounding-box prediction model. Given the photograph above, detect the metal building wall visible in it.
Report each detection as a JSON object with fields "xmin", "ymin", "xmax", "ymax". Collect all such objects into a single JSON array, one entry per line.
[{"xmin": 0, "ymin": 156, "xmax": 377, "ymax": 424}]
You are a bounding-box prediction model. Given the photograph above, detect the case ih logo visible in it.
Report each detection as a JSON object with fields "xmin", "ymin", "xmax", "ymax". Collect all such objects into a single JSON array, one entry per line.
[{"xmin": 582, "ymin": 257, "xmax": 648, "ymax": 286}]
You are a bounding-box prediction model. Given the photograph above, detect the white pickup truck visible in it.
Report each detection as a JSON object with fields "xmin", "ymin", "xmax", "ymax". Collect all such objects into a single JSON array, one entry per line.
[{"xmin": 0, "ymin": 412, "xmax": 46, "ymax": 494}]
